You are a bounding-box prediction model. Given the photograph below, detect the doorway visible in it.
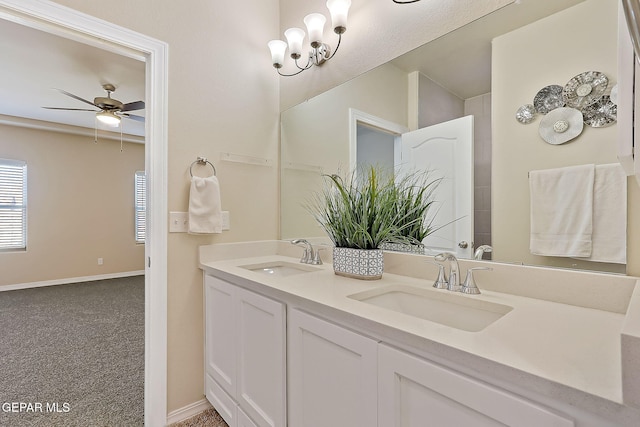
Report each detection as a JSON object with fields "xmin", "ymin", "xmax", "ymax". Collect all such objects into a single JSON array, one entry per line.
[
  {"xmin": 349, "ymin": 108, "xmax": 407, "ymax": 175},
  {"xmin": 0, "ymin": 1, "xmax": 168, "ymax": 425}
]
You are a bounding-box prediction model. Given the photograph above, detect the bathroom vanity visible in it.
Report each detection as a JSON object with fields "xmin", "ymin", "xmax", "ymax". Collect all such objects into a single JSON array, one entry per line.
[{"xmin": 199, "ymin": 241, "xmax": 640, "ymax": 427}]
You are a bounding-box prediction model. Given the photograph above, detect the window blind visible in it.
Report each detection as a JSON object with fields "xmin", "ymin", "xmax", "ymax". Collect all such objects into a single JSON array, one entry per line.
[
  {"xmin": 0, "ymin": 159, "xmax": 27, "ymax": 250},
  {"xmin": 135, "ymin": 171, "xmax": 146, "ymax": 243}
]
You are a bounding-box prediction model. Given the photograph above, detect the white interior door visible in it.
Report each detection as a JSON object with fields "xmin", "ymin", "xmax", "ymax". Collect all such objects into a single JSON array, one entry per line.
[{"xmin": 400, "ymin": 116, "xmax": 474, "ymax": 258}]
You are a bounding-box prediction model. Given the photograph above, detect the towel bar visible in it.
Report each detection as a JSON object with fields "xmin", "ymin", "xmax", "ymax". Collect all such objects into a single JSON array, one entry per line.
[{"xmin": 190, "ymin": 157, "xmax": 216, "ymax": 177}]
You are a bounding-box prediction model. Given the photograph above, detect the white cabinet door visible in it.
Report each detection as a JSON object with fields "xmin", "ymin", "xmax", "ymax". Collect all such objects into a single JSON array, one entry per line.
[
  {"xmin": 238, "ymin": 407, "xmax": 259, "ymax": 427},
  {"xmin": 205, "ymin": 372, "xmax": 237, "ymax": 427},
  {"xmin": 205, "ymin": 275, "xmax": 237, "ymax": 396},
  {"xmin": 237, "ymin": 287, "xmax": 286, "ymax": 427},
  {"xmin": 204, "ymin": 275, "xmax": 286, "ymax": 427},
  {"xmin": 378, "ymin": 344, "xmax": 574, "ymax": 427},
  {"xmin": 288, "ymin": 309, "xmax": 378, "ymax": 427}
]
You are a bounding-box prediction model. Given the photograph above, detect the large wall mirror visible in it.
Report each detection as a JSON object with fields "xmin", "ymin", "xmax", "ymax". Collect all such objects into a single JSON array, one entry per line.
[{"xmin": 280, "ymin": 0, "xmax": 628, "ymax": 274}]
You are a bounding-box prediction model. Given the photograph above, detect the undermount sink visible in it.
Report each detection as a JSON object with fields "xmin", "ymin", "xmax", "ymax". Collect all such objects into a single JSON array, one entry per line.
[
  {"xmin": 348, "ymin": 285, "xmax": 512, "ymax": 332},
  {"xmin": 240, "ymin": 261, "xmax": 321, "ymax": 277}
]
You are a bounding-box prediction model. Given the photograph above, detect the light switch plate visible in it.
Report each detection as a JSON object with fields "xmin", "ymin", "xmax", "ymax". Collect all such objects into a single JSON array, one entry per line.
[
  {"xmin": 169, "ymin": 211, "xmax": 189, "ymax": 232},
  {"xmin": 221, "ymin": 211, "xmax": 230, "ymax": 230}
]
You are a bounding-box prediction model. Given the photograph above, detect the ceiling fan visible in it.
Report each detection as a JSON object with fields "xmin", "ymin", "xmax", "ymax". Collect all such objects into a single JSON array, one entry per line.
[{"xmin": 43, "ymin": 83, "xmax": 145, "ymax": 126}]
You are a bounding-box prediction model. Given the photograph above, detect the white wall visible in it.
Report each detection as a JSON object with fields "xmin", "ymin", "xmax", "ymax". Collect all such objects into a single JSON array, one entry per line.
[
  {"xmin": 0, "ymin": 124, "xmax": 145, "ymax": 286},
  {"xmin": 419, "ymin": 74, "xmax": 464, "ymax": 128}
]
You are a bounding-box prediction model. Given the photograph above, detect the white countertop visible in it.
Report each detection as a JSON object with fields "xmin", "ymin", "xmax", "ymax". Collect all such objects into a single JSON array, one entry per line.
[{"xmin": 199, "ymin": 240, "xmax": 640, "ymax": 424}]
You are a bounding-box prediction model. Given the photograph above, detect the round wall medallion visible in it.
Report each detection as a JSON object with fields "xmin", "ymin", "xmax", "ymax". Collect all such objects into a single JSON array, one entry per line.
[
  {"xmin": 538, "ymin": 107, "xmax": 584, "ymax": 145},
  {"xmin": 533, "ymin": 85, "xmax": 564, "ymax": 114},
  {"xmin": 582, "ymin": 95, "xmax": 617, "ymax": 127},
  {"xmin": 563, "ymin": 71, "xmax": 608, "ymax": 109},
  {"xmin": 515, "ymin": 104, "xmax": 536, "ymax": 124}
]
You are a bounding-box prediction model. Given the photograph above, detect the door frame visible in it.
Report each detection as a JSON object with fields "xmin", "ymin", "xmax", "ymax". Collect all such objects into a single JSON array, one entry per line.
[
  {"xmin": 0, "ymin": 1, "xmax": 169, "ymax": 425},
  {"xmin": 348, "ymin": 108, "xmax": 408, "ymax": 173}
]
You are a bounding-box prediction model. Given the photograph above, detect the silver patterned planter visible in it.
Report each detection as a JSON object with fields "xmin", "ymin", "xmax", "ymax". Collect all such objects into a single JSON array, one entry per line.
[
  {"xmin": 379, "ymin": 242, "xmax": 426, "ymax": 254},
  {"xmin": 332, "ymin": 247, "xmax": 384, "ymax": 280}
]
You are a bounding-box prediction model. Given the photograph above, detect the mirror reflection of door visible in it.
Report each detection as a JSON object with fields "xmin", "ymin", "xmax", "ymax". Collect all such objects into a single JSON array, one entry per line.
[
  {"xmin": 400, "ymin": 116, "xmax": 474, "ymax": 259},
  {"xmin": 354, "ymin": 114, "xmax": 475, "ymax": 259}
]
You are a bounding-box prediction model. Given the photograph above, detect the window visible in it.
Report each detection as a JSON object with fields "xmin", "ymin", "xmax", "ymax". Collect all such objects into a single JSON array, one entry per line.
[
  {"xmin": 0, "ymin": 159, "xmax": 27, "ymax": 251},
  {"xmin": 135, "ymin": 171, "xmax": 146, "ymax": 243}
]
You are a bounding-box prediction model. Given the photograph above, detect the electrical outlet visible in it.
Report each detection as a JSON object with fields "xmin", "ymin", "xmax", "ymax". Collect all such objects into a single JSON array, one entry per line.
[
  {"xmin": 97, "ymin": 258, "xmax": 103, "ymax": 265},
  {"xmin": 221, "ymin": 211, "xmax": 230, "ymax": 231},
  {"xmin": 169, "ymin": 212, "xmax": 189, "ymax": 232}
]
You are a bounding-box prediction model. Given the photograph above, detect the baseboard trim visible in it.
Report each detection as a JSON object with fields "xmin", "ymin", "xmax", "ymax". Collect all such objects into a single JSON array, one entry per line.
[
  {"xmin": 0, "ymin": 270, "xmax": 145, "ymax": 292},
  {"xmin": 166, "ymin": 398, "xmax": 212, "ymax": 425}
]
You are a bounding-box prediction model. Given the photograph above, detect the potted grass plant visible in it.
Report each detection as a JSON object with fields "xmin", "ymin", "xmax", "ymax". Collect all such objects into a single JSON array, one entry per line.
[
  {"xmin": 381, "ymin": 171, "xmax": 442, "ymax": 254},
  {"xmin": 307, "ymin": 166, "xmax": 398, "ymax": 280},
  {"xmin": 308, "ymin": 166, "xmax": 441, "ymax": 280}
]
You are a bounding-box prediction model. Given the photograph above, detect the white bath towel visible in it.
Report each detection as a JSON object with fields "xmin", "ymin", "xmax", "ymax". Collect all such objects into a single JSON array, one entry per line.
[
  {"xmin": 529, "ymin": 164, "xmax": 594, "ymax": 257},
  {"xmin": 188, "ymin": 175, "xmax": 222, "ymax": 234},
  {"xmin": 578, "ymin": 163, "xmax": 627, "ymax": 264}
]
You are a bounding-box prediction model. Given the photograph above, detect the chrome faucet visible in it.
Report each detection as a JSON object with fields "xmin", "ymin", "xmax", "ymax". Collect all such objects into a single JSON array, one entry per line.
[
  {"xmin": 461, "ymin": 267, "xmax": 493, "ymax": 294},
  {"xmin": 291, "ymin": 239, "xmax": 323, "ymax": 265},
  {"xmin": 474, "ymin": 245, "xmax": 493, "ymax": 260},
  {"xmin": 434, "ymin": 252, "xmax": 462, "ymax": 292}
]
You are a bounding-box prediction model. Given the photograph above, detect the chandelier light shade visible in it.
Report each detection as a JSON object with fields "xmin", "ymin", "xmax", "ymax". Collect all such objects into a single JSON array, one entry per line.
[
  {"xmin": 268, "ymin": 40, "xmax": 288, "ymax": 68},
  {"xmin": 268, "ymin": 0, "xmax": 352, "ymax": 76},
  {"xmin": 284, "ymin": 27, "xmax": 306, "ymax": 59},
  {"xmin": 327, "ymin": 0, "xmax": 350, "ymax": 33},
  {"xmin": 304, "ymin": 13, "xmax": 326, "ymax": 48}
]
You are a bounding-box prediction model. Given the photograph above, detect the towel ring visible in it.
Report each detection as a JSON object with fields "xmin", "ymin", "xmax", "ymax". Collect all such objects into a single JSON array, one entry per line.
[{"xmin": 190, "ymin": 157, "xmax": 216, "ymax": 177}]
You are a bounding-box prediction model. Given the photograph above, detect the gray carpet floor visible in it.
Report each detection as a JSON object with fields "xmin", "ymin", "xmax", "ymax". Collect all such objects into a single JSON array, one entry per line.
[
  {"xmin": 0, "ymin": 276, "xmax": 145, "ymax": 426},
  {"xmin": 169, "ymin": 408, "xmax": 228, "ymax": 427}
]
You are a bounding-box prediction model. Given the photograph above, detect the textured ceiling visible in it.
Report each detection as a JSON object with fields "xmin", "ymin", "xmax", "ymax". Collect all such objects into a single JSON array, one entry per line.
[{"xmin": 0, "ymin": 18, "xmax": 145, "ymax": 137}]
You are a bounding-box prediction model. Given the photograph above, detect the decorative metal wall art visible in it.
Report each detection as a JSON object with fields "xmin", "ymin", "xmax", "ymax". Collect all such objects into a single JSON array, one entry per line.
[
  {"xmin": 515, "ymin": 71, "xmax": 617, "ymax": 145},
  {"xmin": 534, "ymin": 85, "xmax": 564, "ymax": 114}
]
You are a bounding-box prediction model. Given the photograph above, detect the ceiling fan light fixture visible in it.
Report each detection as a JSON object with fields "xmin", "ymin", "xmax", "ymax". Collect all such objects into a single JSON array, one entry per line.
[{"xmin": 96, "ymin": 110, "xmax": 121, "ymax": 126}]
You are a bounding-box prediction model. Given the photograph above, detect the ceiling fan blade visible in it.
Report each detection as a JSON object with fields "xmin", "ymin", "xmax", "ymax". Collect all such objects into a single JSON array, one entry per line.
[
  {"xmin": 53, "ymin": 88, "xmax": 97, "ymax": 107},
  {"xmin": 122, "ymin": 113, "xmax": 145, "ymax": 123},
  {"xmin": 42, "ymin": 107, "xmax": 98, "ymax": 112},
  {"xmin": 121, "ymin": 100, "xmax": 145, "ymax": 112}
]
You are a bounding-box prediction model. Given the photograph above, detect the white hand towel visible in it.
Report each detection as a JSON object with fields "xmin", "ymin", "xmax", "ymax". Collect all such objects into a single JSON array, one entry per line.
[
  {"xmin": 529, "ymin": 164, "xmax": 594, "ymax": 257},
  {"xmin": 188, "ymin": 175, "xmax": 222, "ymax": 234},
  {"xmin": 578, "ymin": 163, "xmax": 627, "ymax": 264}
]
